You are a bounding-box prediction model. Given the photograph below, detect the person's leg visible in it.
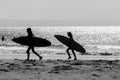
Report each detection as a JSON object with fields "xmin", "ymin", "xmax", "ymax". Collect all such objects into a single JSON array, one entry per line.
[
  {"xmin": 26, "ymin": 46, "xmax": 31, "ymax": 60},
  {"xmin": 66, "ymin": 48, "xmax": 71, "ymax": 59},
  {"xmin": 31, "ymin": 47, "xmax": 43, "ymax": 60},
  {"xmin": 72, "ymin": 50, "xmax": 77, "ymax": 60}
]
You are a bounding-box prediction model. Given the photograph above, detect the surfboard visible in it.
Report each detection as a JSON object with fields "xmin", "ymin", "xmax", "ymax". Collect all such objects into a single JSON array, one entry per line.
[
  {"xmin": 12, "ymin": 36, "xmax": 51, "ymax": 47},
  {"xmin": 54, "ymin": 35, "xmax": 86, "ymax": 53}
]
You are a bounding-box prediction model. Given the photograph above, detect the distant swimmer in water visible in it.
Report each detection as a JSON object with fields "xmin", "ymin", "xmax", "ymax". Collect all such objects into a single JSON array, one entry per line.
[
  {"xmin": 1, "ymin": 36, "xmax": 6, "ymax": 41},
  {"xmin": 26, "ymin": 28, "xmax": 43, "ymax": 60},
  {"xmin": 66, "ymin": 32, "xmax": 77, "ymax": 60}
]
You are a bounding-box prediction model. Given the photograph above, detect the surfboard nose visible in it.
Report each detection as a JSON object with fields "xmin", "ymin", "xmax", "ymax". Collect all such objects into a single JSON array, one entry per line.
[
  {"xmin": 44, "ymin": 39, "xmax": 51, "ymax": 46},
  {"xmin": 47, "ymin": 41, "xmax": 51, "ymax": 46},
  {"xmin": 83, "ymin": 49, "xmax": 86, "ymax": 53}
]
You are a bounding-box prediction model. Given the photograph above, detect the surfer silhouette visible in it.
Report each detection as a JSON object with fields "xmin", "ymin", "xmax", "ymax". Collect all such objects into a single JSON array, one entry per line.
[
  {"xmin": 54, "ymin": 32, "xmax": 86, "ymax": 60},
  {"xmin": 66, "ymin": 32, "xmax": 77, "ymax": 60},
  {"xmin": 26, "ymin": 28, "xmax": 43, "ymax": 60}
]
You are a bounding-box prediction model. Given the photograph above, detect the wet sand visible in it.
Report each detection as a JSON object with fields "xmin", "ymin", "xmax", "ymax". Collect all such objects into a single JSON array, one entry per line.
[{"xmin": 0, "ymin": 59, "xmax": 120, "ymax": 80}]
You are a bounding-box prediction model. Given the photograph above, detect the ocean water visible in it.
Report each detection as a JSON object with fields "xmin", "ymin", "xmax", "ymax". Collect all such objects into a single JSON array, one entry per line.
[{"xmin": 0, "ymin": 26, "xmax": 120, "ymax": 55}]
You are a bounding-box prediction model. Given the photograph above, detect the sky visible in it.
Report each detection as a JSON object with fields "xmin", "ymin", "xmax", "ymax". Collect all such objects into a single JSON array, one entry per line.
[{"xmin": 0, "ymin": 0, "xmax": 120, "ymax": 26}]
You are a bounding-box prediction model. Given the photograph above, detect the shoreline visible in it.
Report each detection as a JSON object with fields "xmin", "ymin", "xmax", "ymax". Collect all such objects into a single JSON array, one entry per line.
[{"xmin": 0, "ymin": 54, "xmax": 120, "ymax": 60}]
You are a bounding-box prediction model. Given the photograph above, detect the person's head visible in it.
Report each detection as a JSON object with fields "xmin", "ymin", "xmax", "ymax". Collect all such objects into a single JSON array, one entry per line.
[
  {"xmin": 27, "ymin": 28, "xmax": 32, "ymax": 33},
  {"xmin": 67, "ymin": 32, "xmax": 73, "ymax": 38}
]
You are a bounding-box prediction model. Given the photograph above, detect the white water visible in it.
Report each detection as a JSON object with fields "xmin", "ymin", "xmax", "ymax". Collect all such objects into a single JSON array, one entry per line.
[{"xmin": 0, "ymin": 46, "xmax": 119, "ymax": 60}]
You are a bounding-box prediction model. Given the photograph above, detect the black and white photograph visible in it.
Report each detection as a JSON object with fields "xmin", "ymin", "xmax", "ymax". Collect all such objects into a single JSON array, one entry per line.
[{"xmin": 0, "ymin": 0, "xmax": 120, "ymax": 80}]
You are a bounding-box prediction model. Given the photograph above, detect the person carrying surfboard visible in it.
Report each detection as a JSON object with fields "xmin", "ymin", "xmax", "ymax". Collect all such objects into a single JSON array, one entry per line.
[
  {"xmin": 66, "ymin": 32, "xmax": 77, "ymax": 60},
  {"xmin": 26, "ymin": 28, "xmax": 43, "ymax": 60},
  {"xmin": 55, "ymin": 32, "xmax": 86, "ymax": 60}
]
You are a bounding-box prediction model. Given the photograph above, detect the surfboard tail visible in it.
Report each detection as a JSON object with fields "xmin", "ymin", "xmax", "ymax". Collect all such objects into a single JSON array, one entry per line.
[{"xmin": 80, "ymin": 49, "xmax": 86, "ymax": 55}]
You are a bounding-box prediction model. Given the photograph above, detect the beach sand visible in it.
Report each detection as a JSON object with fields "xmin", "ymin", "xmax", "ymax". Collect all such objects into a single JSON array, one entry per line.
[
  {"xmin": 0, "ymin": 59, "xmax": 120, "ymax": 80},
  {"xmin": 0, "ymin": 46, "xmax": 120, "ymax": 80}
]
